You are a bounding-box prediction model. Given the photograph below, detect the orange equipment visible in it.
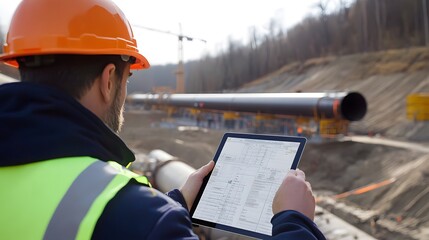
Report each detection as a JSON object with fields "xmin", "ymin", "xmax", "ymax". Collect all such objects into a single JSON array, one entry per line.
[
  {"xmin": 334, "ymin": 178, "xmax": 396, "ymax": 199},
  {"xmin": 0, "ymin": 0, "xmax": 149, "ymax": 70}
]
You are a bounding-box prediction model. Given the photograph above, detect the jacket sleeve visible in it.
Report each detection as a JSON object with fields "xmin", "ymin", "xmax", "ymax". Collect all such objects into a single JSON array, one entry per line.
[
  {"xmin": 93, "ymin": 181, "xmax": 199, "ymax": 240},
  {"xmin": 269, "ymin": 210, "xmax": 326, "ymax": 240},
  {"xmin": 166, "ymin": 189, "xmax": 189, "ymax": 211},
  {"xmin": 145, "ymin": 198, "xmax": 198, "ymax": 240}
]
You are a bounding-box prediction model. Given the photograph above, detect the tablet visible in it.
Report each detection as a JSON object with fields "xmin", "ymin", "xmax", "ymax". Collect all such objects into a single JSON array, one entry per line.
[{"xmin": 190, "ymin": 133, "xmax": 306, "ymax": 239}]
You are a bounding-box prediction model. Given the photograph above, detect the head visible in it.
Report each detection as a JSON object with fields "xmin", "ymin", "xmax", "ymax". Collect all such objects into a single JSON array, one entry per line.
[
  {"xmin": 0, "ymin": 0, "xmax": 151, "ymax": 132},
  {"xmin": 18, "ymin": 54, "xmax": 134, "ymax": 133}
]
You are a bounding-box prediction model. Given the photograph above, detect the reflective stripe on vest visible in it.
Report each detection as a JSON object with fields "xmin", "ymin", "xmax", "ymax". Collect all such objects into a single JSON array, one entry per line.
[{"xmin": 0, "ymin": 157, "xmax": 151, "ymax": 240}]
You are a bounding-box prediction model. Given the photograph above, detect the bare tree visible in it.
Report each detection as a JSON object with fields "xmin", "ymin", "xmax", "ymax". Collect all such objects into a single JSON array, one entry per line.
[
  {"xmin": 248, "ymin": 27, "xmax": 261, "ymax": 80},
  {"xmin": 423, "ymin": 0, "xmax": 429, "ymax": 46},
  {"xmin": 374, "ymin": 0, "xmax": 383, "ymax": 49},
  {"xmin": 0, "ymin": 26, "xmax": 3, "ymax": 53},
  {"xmin": 339, "ymin": 0, "xmax": 348, "ymax": 19},
  {"xmin": 359, "ymin": 0, "xmax": 368, "ymax": 52},
  {"xmin": 316, "ymin": 0, "xmax": 331, "ymax": 54},
  {"xmin": 184, "ymin": 0, "xmax": 429, "ymax": 93}
]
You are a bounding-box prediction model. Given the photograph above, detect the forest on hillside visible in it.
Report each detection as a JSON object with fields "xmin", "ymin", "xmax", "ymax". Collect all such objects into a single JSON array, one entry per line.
[
  {"xmin": 2, "ymin": 0, "xmax": 429, "ymax": 93},
  {"xmin": 186, "ymin": 0, "xmax": 429, "ymax": 93}
]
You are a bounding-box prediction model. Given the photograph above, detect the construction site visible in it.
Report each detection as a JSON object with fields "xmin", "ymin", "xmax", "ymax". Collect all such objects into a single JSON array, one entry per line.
[
  {"xmin": 1, "ymin": 0, "xmax": 429, "ymax": 239},
  {"xmin": 2, "ymin": 41, "xmax": 429, "ymax": 240},
  {"xmin": 117, "ymin": 47, "xmax": 429, "ymax": 240}
]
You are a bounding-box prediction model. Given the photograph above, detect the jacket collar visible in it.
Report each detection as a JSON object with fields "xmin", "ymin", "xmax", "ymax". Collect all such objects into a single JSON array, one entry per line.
[{"xmin": 0, "ymin": 82, "xmax": 135, "ymax": 167}]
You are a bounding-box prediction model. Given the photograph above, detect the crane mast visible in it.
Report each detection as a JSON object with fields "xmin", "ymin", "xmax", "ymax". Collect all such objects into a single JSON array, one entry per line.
[{"xmin": 133, "ymin": 24, "xmax": 206, "ymax": 93}]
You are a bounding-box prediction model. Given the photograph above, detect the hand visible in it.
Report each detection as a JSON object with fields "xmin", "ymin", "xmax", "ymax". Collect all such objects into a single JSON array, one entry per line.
[
  {"xmin": 272, "ymin": 169, "xmax": 316, "ymax": 220},
  {"xmin": 180, "ymin": 160, "xmax": 215, "ymax": 210}
]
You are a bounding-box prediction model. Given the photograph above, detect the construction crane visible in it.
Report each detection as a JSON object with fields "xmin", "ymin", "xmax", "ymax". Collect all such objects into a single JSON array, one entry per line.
[{"xmin": 133, "ymin": 24, "xmax": 206, "ymax": 93}]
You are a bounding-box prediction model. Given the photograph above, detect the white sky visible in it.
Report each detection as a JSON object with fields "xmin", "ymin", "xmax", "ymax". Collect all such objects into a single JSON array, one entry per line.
[{"xmin": 0, "ymin": 0, "xmax": 337, "ymax": 65}]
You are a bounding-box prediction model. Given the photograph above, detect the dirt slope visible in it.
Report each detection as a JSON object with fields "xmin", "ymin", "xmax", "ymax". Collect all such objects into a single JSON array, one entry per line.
[{"xmin": 238, "ymin": 48, "xmax": 429, "ymax": 142}]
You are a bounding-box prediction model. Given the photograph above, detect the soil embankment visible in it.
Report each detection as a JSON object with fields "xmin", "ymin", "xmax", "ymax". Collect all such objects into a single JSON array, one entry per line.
[
  {"xmin": 301, "ymin": 141, "xmax": 429, "ymax": 239},
  {"xmin": 238, "ymin": 47, "xmax": 429, "ymax": 142}
]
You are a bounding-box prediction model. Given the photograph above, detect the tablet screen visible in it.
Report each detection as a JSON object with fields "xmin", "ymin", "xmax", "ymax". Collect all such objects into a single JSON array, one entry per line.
[{"xmin": 191, "ymin": 133, "xmax": 306, "ymax": 238}]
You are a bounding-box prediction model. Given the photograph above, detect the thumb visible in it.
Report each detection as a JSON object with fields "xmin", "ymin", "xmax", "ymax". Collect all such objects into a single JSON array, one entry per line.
[{"xmin": 195, "ymin": 160, "xmax": 215, "ymax": 178}]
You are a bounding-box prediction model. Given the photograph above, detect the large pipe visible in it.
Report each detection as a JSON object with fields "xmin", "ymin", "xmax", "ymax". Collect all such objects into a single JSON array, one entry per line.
[
  {"xmin": 148, "ymin": 150, "xmax": 196, "ymax": 191},
  {"xmin": 127, "ymin": 92, "xmax": 367, "ymax": 121},
  {"xmin": 0, "ymin": 73, "xmax": 18, "ymax": 84}
]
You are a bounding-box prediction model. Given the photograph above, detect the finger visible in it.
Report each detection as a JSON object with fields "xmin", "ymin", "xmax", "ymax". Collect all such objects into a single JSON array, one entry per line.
[
  {"xmin": 305, "ymin": 181, "xmax": 313, "ymax": 192},
  {"xmin": 287, "ymin": 169, "xmax": 297, "ymax": 177},
  {"xmin": 296, "ymin": 169, "xmax": 305, "ymax": 179}
]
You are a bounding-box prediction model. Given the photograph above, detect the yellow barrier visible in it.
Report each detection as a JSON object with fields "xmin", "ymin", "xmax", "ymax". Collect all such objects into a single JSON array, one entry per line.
[
  {"xmin": 407, "ymin": 94, "xmax": 429, "ymax": 121},
  {"xmin": 319, "ymin": 119, "xmax": 349, "ymax": 135},
  {"xmin": 189, "ymin": 108, "xmax": 201, "ymax": 116},
  {"xmin": 223, "ymin": 112, "xmax": 239, "ymax": 120},
  {"xmin": 255, "ymin": 114, "xmax": 276, "ymax": 121}
]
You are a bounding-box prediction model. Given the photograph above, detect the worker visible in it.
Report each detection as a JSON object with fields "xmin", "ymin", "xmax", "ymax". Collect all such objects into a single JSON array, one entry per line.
[
  {"xmin": 0, "ymin": 0, "xmax": 325, "ymax": 239},
  {"xmin": 297, "ymin": 126, "xmax": 304, "ymax": 136}
]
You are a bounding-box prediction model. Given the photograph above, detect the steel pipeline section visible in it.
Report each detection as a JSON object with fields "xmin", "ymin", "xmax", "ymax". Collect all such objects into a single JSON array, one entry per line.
[{"xmin": 127, "ymin": 92, "xmax": 367, "ymax": 121}]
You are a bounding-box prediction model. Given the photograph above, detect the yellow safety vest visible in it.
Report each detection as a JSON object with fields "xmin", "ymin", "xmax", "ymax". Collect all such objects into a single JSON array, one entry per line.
[{"xmin": 0, "ymin": 157, "xmax": 150, "ymax": 240}]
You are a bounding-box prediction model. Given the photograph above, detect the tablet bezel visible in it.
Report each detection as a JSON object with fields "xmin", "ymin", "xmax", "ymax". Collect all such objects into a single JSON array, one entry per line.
[{"xmin": 190, "ymin": 132, "xmax": 307, "ymax": 239}]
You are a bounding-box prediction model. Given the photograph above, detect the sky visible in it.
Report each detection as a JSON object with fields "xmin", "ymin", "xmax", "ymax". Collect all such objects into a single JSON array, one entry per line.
[{"xmin": 0, "ymin": 0, "xmax": 338, "ymax": 66}]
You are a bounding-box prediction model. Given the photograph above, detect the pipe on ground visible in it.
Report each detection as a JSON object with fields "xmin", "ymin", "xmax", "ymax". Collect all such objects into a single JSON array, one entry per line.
[
  {"xmin": 0, "ymin": 73, "xmax": 18, "ymax": 84},
  {"xmin": 153, "ymin": 160, "xmax": 195, "ymax": 192},
  {"xmin": 147, "ymin": 149, "xmax": 195, "ymax": 191}
]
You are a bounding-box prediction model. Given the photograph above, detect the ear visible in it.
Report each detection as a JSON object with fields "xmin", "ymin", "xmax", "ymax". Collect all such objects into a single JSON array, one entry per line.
[{"xmin": 99, "ymin": 63, "xmax": 116, "ymax": 104}]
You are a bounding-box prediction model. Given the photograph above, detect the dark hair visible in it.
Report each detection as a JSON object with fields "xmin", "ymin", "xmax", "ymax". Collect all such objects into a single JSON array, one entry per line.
[{"xmin": 18, "ymin": 54, "xmax": 129, "ymax": 99}]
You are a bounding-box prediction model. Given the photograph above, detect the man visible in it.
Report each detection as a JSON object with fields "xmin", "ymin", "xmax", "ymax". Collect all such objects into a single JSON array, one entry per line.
[{"xmin": 0, "ymin": 0, "xmax": 325, "ymax": 239}]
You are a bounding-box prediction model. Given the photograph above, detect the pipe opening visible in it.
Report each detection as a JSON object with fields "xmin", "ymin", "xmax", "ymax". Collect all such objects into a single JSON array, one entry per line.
[{"xmin": 341, "ymin": 92, "xmax": 367, "ymax": 121}]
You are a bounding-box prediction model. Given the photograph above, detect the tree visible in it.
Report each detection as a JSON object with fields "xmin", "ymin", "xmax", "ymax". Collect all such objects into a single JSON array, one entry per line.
[
  {"xmin": 316, "ymin": 0, "xmax": 331, "ymax": 54},
  {"xmin": 184, "ymin": 0, "xmax": 429, "ymax": 93},
  {"xmin": 374, "ymin": 0, "xmax": 383, "ymax": 49},
  {"xmin": 0, "ymin": 26, "xmax": 3, "ymax": 53},
  {"xmin": 423, "ymin": 0, "xmax": 429, "ymax": 46},
  {"xmin": 360, "ymin": 0, "xmax": 369, "ymax": 52}
]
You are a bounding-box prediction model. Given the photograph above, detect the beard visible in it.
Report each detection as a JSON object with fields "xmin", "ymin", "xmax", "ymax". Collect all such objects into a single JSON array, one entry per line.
[{"xmin": 105, "ymin": 85, "xmax": 124, "ymax": 134}]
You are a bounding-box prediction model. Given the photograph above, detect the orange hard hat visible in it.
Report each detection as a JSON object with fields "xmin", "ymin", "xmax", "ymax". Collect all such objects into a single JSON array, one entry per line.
[{"xmin": 0, "ymin": 0, "xmax": 150, "ymax": 70}]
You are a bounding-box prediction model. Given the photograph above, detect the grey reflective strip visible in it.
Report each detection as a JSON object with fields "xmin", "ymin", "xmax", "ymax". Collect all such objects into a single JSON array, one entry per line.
[{"xmin": 44, "ymin": 161, "xmax": 118, "ymax": 240}]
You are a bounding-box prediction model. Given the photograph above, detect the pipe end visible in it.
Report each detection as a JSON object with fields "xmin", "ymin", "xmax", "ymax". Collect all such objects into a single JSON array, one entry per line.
[{"xmin": 341, "ymin": 92, "xmax": 367, "ymax": 121}]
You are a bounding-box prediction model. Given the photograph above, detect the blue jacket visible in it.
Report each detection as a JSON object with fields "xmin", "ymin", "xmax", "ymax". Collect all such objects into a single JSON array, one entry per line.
[{"xmin": 0, "ymin": 82, "xmax": 325, "ymax": 240}]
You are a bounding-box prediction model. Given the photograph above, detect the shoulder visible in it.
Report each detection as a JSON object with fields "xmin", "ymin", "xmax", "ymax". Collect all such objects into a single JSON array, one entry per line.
[{"xmin": 92, "ymin": 180, "xmax": 195, "ymax": 239}]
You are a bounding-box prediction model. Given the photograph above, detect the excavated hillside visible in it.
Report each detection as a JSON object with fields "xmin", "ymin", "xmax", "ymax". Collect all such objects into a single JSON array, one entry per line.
[{"xmin": 238, "ymin": 47, "xmax": 429, "ymax": 142}]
